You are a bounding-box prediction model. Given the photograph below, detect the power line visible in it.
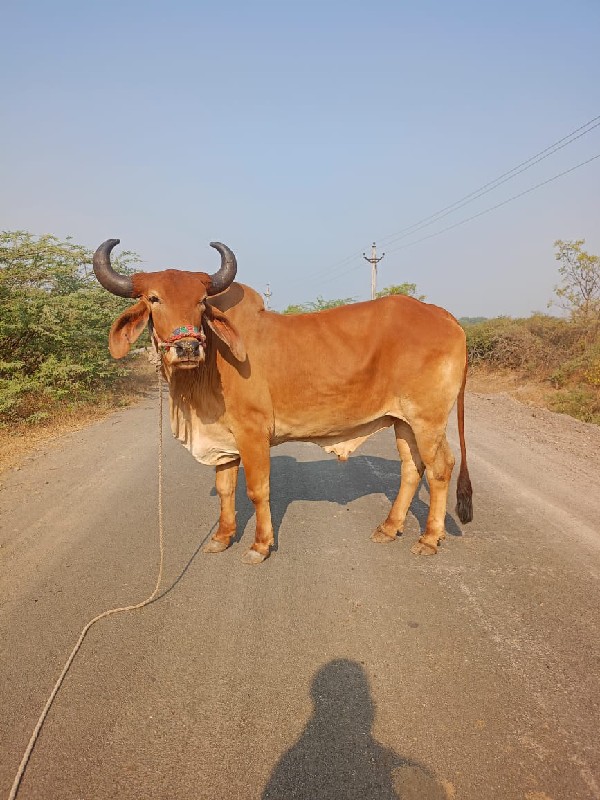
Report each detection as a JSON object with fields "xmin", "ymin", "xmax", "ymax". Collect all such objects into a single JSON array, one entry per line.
[
  {"xmin": 385, "ymin": 151, "xmax": 600, "ymax": 255},
  {"xmin": 379, "ymin": 117, "xmax": 600, "ymax": 248},
  {"xmin": 290, "ymin": 113, "xmax": 600, "ymax": 288},
  {"xmin": 318, "ymin": 151, "xmax": 600, "ymax": 286}
]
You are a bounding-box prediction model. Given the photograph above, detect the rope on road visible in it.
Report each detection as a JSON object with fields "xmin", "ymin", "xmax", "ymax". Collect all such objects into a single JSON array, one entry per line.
[{"xmin": 8, "ymin": 362, "xmax": 166, "ymax": 800}]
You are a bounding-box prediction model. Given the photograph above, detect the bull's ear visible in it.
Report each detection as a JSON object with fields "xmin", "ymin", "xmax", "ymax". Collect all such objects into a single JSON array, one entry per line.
[
  {"xmin": 108, "ymin": 300, "xmax": 150, "ymax": 359},
  {"xmin": 205, "ymin": 305, "xmax": 246, "ymax": 362}
]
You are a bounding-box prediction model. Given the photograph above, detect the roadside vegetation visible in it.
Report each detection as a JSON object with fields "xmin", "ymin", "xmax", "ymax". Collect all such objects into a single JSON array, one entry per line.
[
  {"xmin": 0, "ymin": 232, "xmax": 154, "ymax": 468},
  {"xmin": 464, "ymin": 240, "xmax": 600, "ymax": 423},
  {"xmin": 465, "ymin": 313, "xmax": 600, "ymax": 423},
  {"xmin": 1, "ymin": 231, "xmax": 598, "ymax": 470}
]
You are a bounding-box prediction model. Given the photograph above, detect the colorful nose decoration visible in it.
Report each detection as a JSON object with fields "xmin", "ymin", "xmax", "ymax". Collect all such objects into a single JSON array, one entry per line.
[
  {"xmin": 170, "ymin": 325, "xmax": 202, "ymax": 340},
  {"xmin": 160, "ymin": 325, "xmax": 206, "ymax": 349}
]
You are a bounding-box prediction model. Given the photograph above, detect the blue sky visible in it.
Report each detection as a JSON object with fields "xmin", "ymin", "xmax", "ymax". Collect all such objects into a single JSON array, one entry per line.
[{"xmin": 2, "ymin": 0, "xmax": 599, "ymax": 317}]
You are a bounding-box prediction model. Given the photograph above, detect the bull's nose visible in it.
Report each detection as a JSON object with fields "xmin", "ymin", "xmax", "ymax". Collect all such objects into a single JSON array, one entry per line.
[{"xmin": 175, "ymin": 338, "xmax": 201, "ymax": 359}]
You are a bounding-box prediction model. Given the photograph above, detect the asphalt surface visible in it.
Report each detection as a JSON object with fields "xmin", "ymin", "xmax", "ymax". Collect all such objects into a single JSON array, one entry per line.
[{"xmin": 1, "ymin": 391, "xmax": 599, "ymax": 800}]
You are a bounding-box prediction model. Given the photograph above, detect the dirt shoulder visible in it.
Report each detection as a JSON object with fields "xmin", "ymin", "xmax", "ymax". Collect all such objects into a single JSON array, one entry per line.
[
  {"xmin": 466, "ymin": 389, "xmax": 600, "ymax": 469},
  {"xmin": 466, "ymin": 366, "xmax": 600, "ymax": 474},
  {"xmin": 0, "ymin": 357, "xmax": 156, "ymax": 475}
]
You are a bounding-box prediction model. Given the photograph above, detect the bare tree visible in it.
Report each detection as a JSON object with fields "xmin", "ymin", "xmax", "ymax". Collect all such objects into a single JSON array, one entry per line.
[{"xmin": 551, "ymin": 239, "xmax": 600, "ymax": 320}]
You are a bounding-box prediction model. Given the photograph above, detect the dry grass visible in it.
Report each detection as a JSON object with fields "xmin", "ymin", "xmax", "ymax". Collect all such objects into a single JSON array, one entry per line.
[
  {"xmin": 467, "ymin": 365, "xmax": 553, "ymax": 408},
  {"xmin": 0, "ymin": 355, "xmax": 156, "ymax": 475},
  {"xmin": 468, "ymin": 364, "xmax": 600, "ymax": 423}
]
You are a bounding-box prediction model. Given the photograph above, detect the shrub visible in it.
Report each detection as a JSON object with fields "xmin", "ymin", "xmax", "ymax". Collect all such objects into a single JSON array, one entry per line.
[
  {"xmin": 0, "ymin": 231, "xmax": 141, "ymax": 424},
  {"xmin": 464, "ymin": 314, "xmax": 600, "ymax": 424},
  {"xmin": 549, "ymin": 387, "xmax": 600, "ymax": 425}
]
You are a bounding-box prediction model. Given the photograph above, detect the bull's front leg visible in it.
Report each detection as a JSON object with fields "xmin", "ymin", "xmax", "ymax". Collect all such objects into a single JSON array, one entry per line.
[
  {"xmin": 203, "ymin": 459, "xmax": 240, "ymax": 554},
  {"xmin": 237, "ymin": 433, "xmax": 274, "ymax": 565}
]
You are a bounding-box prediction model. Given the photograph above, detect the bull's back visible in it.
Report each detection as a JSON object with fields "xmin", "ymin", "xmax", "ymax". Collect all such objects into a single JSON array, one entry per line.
[{"xmin": 236, "ymin": 294, "xmax": 466, "ymax": 437}]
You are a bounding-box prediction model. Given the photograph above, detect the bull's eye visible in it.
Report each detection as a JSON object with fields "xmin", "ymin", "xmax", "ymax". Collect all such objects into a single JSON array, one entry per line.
[{"xmin": 149, "ymin": 295, "xmax": 161, "ymax": 304}]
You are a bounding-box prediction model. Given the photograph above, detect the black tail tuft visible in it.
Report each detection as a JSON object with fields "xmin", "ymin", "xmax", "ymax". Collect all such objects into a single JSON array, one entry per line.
[{"xmin": 456, "ymin": 467, "xmax": 473, "ymax": 524}]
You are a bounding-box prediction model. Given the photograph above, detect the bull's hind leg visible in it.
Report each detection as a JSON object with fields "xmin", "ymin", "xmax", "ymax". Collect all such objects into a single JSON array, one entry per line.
[
  {"xmin": 203, "ymin": 460, "xmax": 240, "ymax": 553},
  {"xmin": 410, "ymin": 426, "xmax": 455, "ymax": 556},
  {"xmin": 371, "ymin": 421, "xmax": 424, "ymax": 543}
]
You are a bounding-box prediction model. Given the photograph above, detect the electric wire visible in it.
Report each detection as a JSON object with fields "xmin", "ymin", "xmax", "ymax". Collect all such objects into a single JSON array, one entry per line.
[
  {"xmin": 317, "ymin": 151, "xmax": 600, "ymax": 286},
  {"xmin": 288, "ymin": 113, "xmax": 600, "ymax": 291},
  {"xmin": 384, "ymin": 151, "xmax": 600, "ymax": 257},
  {"xmin": 378, "ymin": 115, "xmax": 600, "ymax": 247}
]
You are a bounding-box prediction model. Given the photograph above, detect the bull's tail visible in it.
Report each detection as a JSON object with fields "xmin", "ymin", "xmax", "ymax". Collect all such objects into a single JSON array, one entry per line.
[{"xmin": 455, "ymin": 360, "xmax": 473, "ymax": 524}]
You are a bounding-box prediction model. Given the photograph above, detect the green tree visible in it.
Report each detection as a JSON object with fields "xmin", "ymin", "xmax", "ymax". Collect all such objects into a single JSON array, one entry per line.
[
  {"xmin": 375, "ymin": 283, "xmax": 425, "ymax": 301},
  {"xmin": 0, "ymin": 231, "xmax": 141, "ymax": 422},
  {"xmin": 281, "ymin": 303, "xmax": 309, "ymax": 315},
  {"xmin": 282, "ymin": 295, "xmax": 355, "ymax": 314},
  {"xmin": 550, "ymin": 239, "xmax": 600, "ymax": 320}
]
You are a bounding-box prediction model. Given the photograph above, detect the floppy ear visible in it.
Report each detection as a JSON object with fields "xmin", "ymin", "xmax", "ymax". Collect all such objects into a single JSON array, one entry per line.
[
  {"xmin": 204, "ymin": 304, "xmax": 246, "ymax": 362},
  {"xmin": 108, "ymin": 300, "xmax": 150, "ymax": 358}
]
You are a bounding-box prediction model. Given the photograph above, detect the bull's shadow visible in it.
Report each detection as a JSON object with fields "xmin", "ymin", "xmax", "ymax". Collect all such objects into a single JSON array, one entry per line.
[
  {"xmin": 216, "ymin": 452, "xmax": 463, "ymax": 551},
  {"xmin": 262, "ymin": 659, "xmax": 447, "ymax": 799}
]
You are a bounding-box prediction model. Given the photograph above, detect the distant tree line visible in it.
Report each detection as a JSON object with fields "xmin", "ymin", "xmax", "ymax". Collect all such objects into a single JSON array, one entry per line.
[
  {"xmin": 459, "ymin": 317, "xmax": 488, "ymax": 326},
  {"xmin": 281, "ymin": 283, "xmax": 424, "ymax": 314}
]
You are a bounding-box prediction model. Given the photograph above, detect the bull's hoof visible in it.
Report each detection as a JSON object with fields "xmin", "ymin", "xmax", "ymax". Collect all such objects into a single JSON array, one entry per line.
[
  {"xmin": 203, "ymin": 538, "xmax": 230, "ymax": 554},
  {"xmin": 370, "ymin": 526, "xmax": 398, "ymax": 544},
  {"xmin": 242, "ymin": 548, "xmax": 269, "ymax": 565},
  {"xmin": 410, "ymin": 538, "xmax": 438, "ymax": 556}
]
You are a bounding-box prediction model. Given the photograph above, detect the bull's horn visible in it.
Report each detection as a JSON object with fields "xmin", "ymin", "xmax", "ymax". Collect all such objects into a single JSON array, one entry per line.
[
  {"xmin": 93, "ymin": 239, "xmax": 136, "ymax": 298},
  {"xmin": 207, "ymin": 242, "xmax": 237, "ymax": 295}
]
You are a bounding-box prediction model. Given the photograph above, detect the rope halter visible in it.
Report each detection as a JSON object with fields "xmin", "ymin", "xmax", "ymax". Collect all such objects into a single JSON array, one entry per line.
[{"xmin": 156, "ymin": 325, "xmax": 207, "ymax": 351}]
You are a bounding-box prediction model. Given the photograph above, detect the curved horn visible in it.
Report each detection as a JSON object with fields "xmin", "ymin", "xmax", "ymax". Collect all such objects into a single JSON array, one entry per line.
[
  {"xmin": 93, "ymin": 239, "xmax": 136, "ymax": 298},
  {"xmin": 207, "ymin": 242, "xmax": 237, "ymax": 295}
]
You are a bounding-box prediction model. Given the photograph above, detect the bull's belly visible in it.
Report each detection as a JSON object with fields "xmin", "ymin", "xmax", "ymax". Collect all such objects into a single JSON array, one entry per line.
[
  {"xmin": 273, "ymin": 415, "xmax": 397, "ymax": 460},
  {"xmin": 170, "ymin": 399, "xmax": 404, "ymax": 466}
]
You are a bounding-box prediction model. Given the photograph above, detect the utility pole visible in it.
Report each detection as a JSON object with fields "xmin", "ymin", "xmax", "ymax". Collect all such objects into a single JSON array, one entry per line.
[
  {"xmin": 263, "ymin": 283, "xmax": 272, "ymax": 309},
  {"xmin": 362, "ymin": 242, "xmax": 385, "ymax": 300}
]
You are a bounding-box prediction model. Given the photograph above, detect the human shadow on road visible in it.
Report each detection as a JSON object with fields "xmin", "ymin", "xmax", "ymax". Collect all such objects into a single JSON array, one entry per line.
[
  {"xmin": 262, "ymin": 659, "xmax": 446, "ymax": 800},
  {"xmin": 225, "ymin": 453, "xmax": 462, "ymax": 552}
]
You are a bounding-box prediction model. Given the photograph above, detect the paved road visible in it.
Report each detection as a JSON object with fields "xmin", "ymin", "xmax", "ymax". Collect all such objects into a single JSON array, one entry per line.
[{"xmin": 1, "ymin": 392, "xmax": 599, "ymax": 800}]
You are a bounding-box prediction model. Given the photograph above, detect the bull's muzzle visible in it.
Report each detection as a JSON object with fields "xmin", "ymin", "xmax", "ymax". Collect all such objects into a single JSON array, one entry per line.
[
  {"xmin": 158, "ymin": 325, "xmax": 207, "ymax": 366},
  {"xmin": 175, "ymin": 338, "xmax": 203, "ymax": 360}
]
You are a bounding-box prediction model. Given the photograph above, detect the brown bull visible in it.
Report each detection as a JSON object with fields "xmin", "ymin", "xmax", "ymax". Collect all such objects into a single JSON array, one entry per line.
[{"xmin": 94, "ymin": 238, "xmax": 473, "ymax": 564}]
